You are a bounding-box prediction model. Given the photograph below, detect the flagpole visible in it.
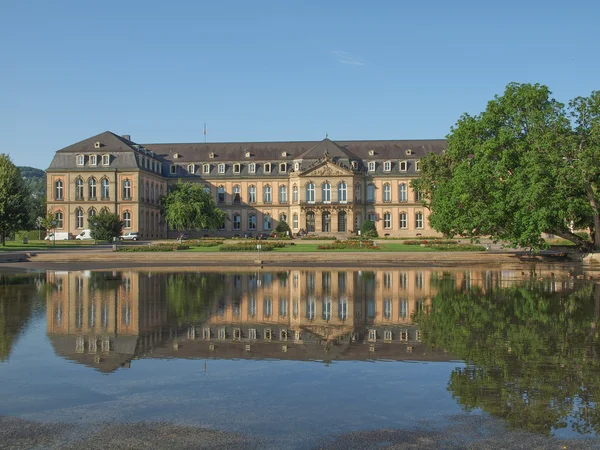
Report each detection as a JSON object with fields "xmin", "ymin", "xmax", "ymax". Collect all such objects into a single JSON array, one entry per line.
[{"xmin": 204, "ymin": 123, "xmax": 207, "ymax": 143}]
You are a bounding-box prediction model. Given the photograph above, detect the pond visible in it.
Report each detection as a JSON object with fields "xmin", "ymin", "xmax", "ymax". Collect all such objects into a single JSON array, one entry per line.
[{"xmin": 1, "ymin": 266, "xmax": 600, "ymax": 449}]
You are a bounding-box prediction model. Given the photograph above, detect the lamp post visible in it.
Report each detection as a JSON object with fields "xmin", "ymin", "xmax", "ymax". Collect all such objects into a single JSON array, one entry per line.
[
  {"xmin": 256, "ymin": 243, "xmax": 262, "ymax": 261},
  {"xmin": 93, "ymin": 222, "xmax": 97, "ymax": 245},
  {"xmin": 36, "ymin": 217, "xmax": 42, "ymax": 241}
]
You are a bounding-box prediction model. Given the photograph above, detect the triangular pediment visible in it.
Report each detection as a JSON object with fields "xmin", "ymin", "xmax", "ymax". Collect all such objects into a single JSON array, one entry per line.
[{"xmin": 300, "ymin": 160, "xmax": 354, "ymax": 177}]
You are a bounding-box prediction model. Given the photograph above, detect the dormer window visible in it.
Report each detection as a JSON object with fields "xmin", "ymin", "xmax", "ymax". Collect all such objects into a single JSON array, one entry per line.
[
  {"xmin": 77, "ymin": 155, "xmax": 84, "ymax": 166},
  {"xmin": 249, "ymin": 163, "xmax": 256, "ymax": 174},
  {"xmin": 351, "ymin": 160, "xmax": 357, "ymax": 170},
  {"xmin": 90, "ymin": 155, "xmax": 97, "ymax": 166},
  {"xmin": 383, "ymin": 161, "xmax": 391, "ymax": 172},
  {"xmin": 368, "ymin": 161, "xmax": 376, "ymax": 172},
  {"xmin": 102, "ymin": 154, "xmax": 110, "ymax": 165},
  {"xmin": 218, "ymin": 163, "xmax": 225, "ymax": 174},
  {"xmin": 187, "ymin": 164, "xmax": 196, "ymax": 174},
  {"xmin": 368, "ymin": 150, "xmax": 375, "ymax": 156},
  {"xmin": 294, "ymin": 162, "xmax": 300, "ymax": 172},
  {"xmin": 405, "ymin": 149, "xmax": 412, "ymax": 155},
  {"xmin": 264, "ymin": 163, "xmax": 272, "ymax": 173},
  {"xmin": 415, "ymin": 161, "xmax": 421, "ymax": 171},
  {"xmin": 245, "ymin": 151, "xmax": 251, "ymax": 158},
  {"xmin": 170, "ymin": 165, "xmax": 176, "ymax": 175},
  {"xmin": 279, "ymin": 163, "xmax": 287, "ymax": 173},
  {"xmin": 173, "ymin": 153, "xmax": 180, "ymax": 159},
  {"xmin": 233, "ymin": 163, "xmax": 241, "ymax": 174},
  {"xmin": 399, "ymin": 161, "xmax": 407, "ymax": 172},
  {"xmin": 209, "ymin": 152, "xmax": 216, "ymax": 159},
  {"xmin": 94, "ymin": 141, "xmax": 101, "ymax": 149},
  {"xmin": 281, "ymin": 151, "xmax": 288, "ymax": 157},
  {"xmin": 203, "ymin": 164, "xmax": 210, "ymax": 174}
]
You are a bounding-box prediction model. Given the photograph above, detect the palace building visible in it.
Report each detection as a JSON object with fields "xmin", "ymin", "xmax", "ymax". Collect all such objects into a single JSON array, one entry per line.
[{"xmin": 46, "ymin": 131, "xmax": 446, "ymax": 239}]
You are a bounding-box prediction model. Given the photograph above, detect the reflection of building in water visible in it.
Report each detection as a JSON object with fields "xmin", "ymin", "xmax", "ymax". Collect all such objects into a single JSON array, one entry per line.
[{"xmin": 46, "ymin": 271, "xmax": 168, "ymax": 372}]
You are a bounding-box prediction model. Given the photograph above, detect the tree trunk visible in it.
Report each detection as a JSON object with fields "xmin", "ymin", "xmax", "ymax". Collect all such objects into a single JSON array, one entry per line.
[
  {"xmin": 584, "ymin": 181, "xmax": 600, "ymax": 250},
  {"xmin": 551, "ymin": 229, "xmax": 593, "ymax": 251}
]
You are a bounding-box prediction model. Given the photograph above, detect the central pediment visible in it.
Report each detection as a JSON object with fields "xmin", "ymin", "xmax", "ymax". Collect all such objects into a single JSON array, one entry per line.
[{"xmin": 300, "ymin": 161, "xmax": 354, "ymax": 177}]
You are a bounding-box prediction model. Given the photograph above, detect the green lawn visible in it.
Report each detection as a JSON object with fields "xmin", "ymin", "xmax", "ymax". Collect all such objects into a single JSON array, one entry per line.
[
  {"xmin": 0, "ymin": 240, "xmax": 97, "ymax": 251},
  {"xmin": 178, "ymin": 243, "xmax": 438, "ymax": 253}
]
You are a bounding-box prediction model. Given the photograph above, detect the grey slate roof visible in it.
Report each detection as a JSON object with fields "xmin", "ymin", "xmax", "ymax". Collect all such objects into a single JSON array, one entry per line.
[{"xmin": 56, "ymin": 131, "xmax": 138, "ymax": 154}]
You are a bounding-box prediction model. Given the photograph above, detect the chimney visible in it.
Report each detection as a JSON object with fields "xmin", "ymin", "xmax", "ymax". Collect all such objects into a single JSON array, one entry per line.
[{"xmin": 122, "ymin": 134, "xmax": 131, "ymax": 141}]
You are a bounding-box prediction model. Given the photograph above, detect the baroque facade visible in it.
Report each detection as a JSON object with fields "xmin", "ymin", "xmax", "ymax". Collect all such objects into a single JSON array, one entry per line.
[{"xmin": 46, "ymin": 131, "xmax": 446, "ymax": 239}]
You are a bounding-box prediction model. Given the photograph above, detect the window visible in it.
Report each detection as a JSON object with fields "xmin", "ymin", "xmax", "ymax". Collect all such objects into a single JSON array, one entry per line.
[
  {"xmin": 150, "ymin": 184, "xmax": 155, "ymax": 203},
  {"xmin": 384, "ymin": 330, "xmax": 392, "ymax": 341},
  {"xmin": 338, "ymin": 182, "xmax": 347, "ymax": 203},
  {"xmin": 122, "ymin": 179, "xmax": 132, "ymax": 200},
  {"xmin": 279, "ymin": 163, "xmax": 287, "ymax": 173},
  {"xmin": 218, "ymin": 163, "xmax": 225, "ymax": 174},
  {"xmin": 306, "ymin": 211, "xmax": 315, "ymax": 232},
  {"xmin": 233, "ymin": 185, "xmax": 241, "ymax": 204},
  {"xmin": 322, "ymin": 298, "xmax": 332, "ymax": 321},
  {"xmin": 54, "ymin": 179, "xmax": 63, "ymax": 200},
  {"xmin": 249, "ymin": 328, "xmax": 257, "ymax": 340},
  {"xmin": 399, "ymin": 161, "xmax": 407, "ymax": 171},
  {"xmin": 145, "ymin": 182, "xmax": 149, "ymax": 202},
  {"xmin": 415, "ymin": 190, "xmax": 423, "ymax": 202},
  {"xmin": 279, "ymin": 185, "xmax": 287, "ymax": 203},
  {"xmin": 368, "ymin": 161, "xmax": 375, "ymax": 171},
  {"xmin": 233, "ymin": 214, "xmax": 241, "ymax": 230},
  {"xmin": 88, "ymin": 208, "xmax": 96, "ymax": 222},
  {"xmin": 187, "ymin": 164, "xmax": 195, "ymax": 173},
  {"xmin": 292, "ymin": 184, "xmax": 298, "ymax": 203},
  {"xmin": 384, "ymin": 161, "xmax": 391, "ymax": 172},
  {"xmin": 306, "ymin": 182, "xmax": 315, "ymax": 203},
  {"xmin": 415, "ymin": 161, "xmax": 421, "ymax": 171},
  {"xmin": 101, "ymin": 178, "xmax": 109, "ymax": 200},
  {"xmin": 416, "ymin": 212, "xmax": 424, "ymax": 229},
  {"xmin": 170, "ymin": 165, "xmax": 176, "ymax": 175},
  {"xmin": 400, "ymin": 212, "xmax": 407, "ymax": 229},
  {"xmin": 90, "ymin": 155, "xmax": 97, "ymax": 166},
  {"xmin": 213, "ymin": 185, "xmax": 223, "ymax": 203},
  {"xmin": 219, "ymin": 217, "xmax": 226, "ymax": 230},
  {"xmin": 399, "ymin": 183, "xmax": 407, "ymax": 202},
  {"xmin": 322, "ymin": 182, "xmax": 331, "ymax": 203},
  {"xmin": 367, "ymin": 184, "xmax": 375, "ymax": 202},
  {"xmin": 322, "ymin": 211, "xmax": 331, "ymax": 232},
  {"xmin": 263, "ymin": 185, "xmax": 272, "ymax": 203},
  {"xmin": 294, "ymin": 162, "xmax": 300, "ymax": 171},
  {"xmin": 203, "ymin": 164, "xmax": 210, "ymax": 174},
  {"xmin": 355, "ymin": 183, "xmax": 361, "ymax": 202},
  {"xmin": 203, "ymin": 185, "xmax": 211, "ymax": 195},
  {"xmin": 264, "ymin": 163, "xmax": 271, "ymax": 173},
  {"xmin": 233, "ymin": 163, "xmax": 240, "ymax": 174},
  {"xmin": 77, "ymin": 155, "xmax": 84, "ymax": 166},
  {"xmin": 75, "ymin": 178, "xmax": 84, "ymax": 200},
  {"xmin": 292, "ymin": 213, "xmax": 298, "ymax": 229},
  {"xmin": 384, "ymin": 212, "xmax": 392, "ymax": 229},
  {"xmin": 249, "ymin": 163, "xmax": 256, "ymax": 174},
  {"xmin": 263, "ymin": 214, "xmax": 272, "ymax": 230},
  {"xmin": 248, "ymin": 214, "xmax": 257, "ymax": 230},
  {"xmin": 383, "ymin": 183, "xmax": 391, "ymax": 202},
  {"xmin": 54, "ymin": 211, "xmax": 63, "ymax": 228},
  {"xmin": 368, "ymin": 212, "xmax": 376, "ymax": 223},
  {"xmin": 248, "ymin": 186, "xmax": 257, "ymax": 204},
  {"xmin": 338, "ymin": 297, "xmax": 348, "ymax": 320},
  {"xmin": 338, "ymin": 211, "xmax": 347, "ymax": 232},
  {"xmin": 88, "ymin": 178, "xmax": 97, "ymax": 200},
  {"xmin": 75, "ymin": 208, "xmax": 84, "ymax": 229}
]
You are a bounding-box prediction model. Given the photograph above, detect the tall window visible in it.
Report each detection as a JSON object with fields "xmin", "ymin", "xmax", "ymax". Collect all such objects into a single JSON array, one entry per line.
[
  {"xmin": 292, "ymin": 184, "xmax": 298, "ymax": 203},
  {"xmin": 101, "ymin": 178, "xmax": 109, "ymax": 199},
  {"xmin": 88, "ymin": 178, "xmax": 97, "ymax": 199},
  {"xmin": 306, "ymin": 182, "xmax": 315, "ymax": 203},
  {"xmin": 248, "ymin": 185, "xmax": 257, "ymax": 204},
  {"xmin": 150, "ymin": 184, "xmax": 155, "ymax": 203},
  {"xmin": 306, "ymin": 211, "xmax": 315, "ymax": 232},
  {"xmin": 338, "ymin": 211, "xmax": 347, "ymax": 232},
  {"xmin": 415, "ymin": 190, "xmax": 423, "ymax": 202},
  {"xmin": 367, "ymin": 184, "xmax": 375, "ymax": 202},
  {"xmin": 293, "ymin": 213, "xmax": 298, "ymax": 229},
  {"xmin": 217, "ymin": 186, "xmax": 225, "ymax": 203},
  {"xmin": 122, "ymin": 179, "xmax": 131, "ymax": 200},
  {"xmin": 102, "ymin": 154, "xmax": 110, "ymax": 165},
  {"xmin": 384, "ymin": 212, "xmax": 392, "ymax": 229},
  {"xmin": 384, "ymin": 161, "xmax": 391, "ymax": 172},
  {"xmin": 355, "ymin": 183, "xmax": 361, "ymax": 202},
  {"xmin": 248, "ymin": 214, "xmax": 257, "ymax": 230},
  {"xmin": 368, "ymin": 212, "xmax": 376, "ymax": 222},
  {"xmin": 322, "ymin": 211, "xmax": 331, "ymax": 232},
  {"xmin": 75, "ymin": 178, "xmax": 84, "ymax": 200},
  {"xmin": 263, "ymin": 214, "xmax": 272, "ymax": 230},
  {"xmin": 383, "ymin": 183, "xmax": 391, "ymax": 202},
  {"xmin": 233, "ymin": 214, "xmax": 241, "ymax": 230},
  {"xmin": 399, "ymin": 161, "xmax": 407, "ymax": 171},
  {"xmin": 279, "ymin": 213, "xmax": 287, "ymax": 224},
  {"xmin": 416, "ymin": 212, "xmax": 424, "ymax": 229},
  {"xmin": 233, "ymin": 163, "xmax": 240, "ymax": 174},
  {"xmin": 145, "ymin": 182, "xmax": 149, "ymax": 202},
  {"xmin": 88, "ymin": 208, "xmax": 96, "ymax": 223},
  {"xmin": 322, "ymin": 182, "xmax": 331, "ymax": 203},
  {"xmin": 203, "ymin": 164, "xmax": 210, "ymax": 174},
  {"xmin": 54, "ymin": 211, "xmax": 63, "ymax": 228},
  {"xmin": 123, "ymin": 211, "xmax": 131, "ymax": 228},
  {"xmin": 54, "ymin": 179, "xmax": 63, "ymax": 200},
  {"xmin": 249, "ymin": 163, "xmax": 256, "ymax": 174},
  {"xmin": 338, "ymin": 182, "xmax": 347, "ymax": 203},
  {"xmin": 399, "ymin": 184, "xmax": 407, "ymax": 202},
  {"xmin": 75, "ymin": 208, "xmax": 84, "ymax": 229},
  {"xmin": 279, "ymin": 185, "xmax": 287, "ymax": 203},
  {"xmin": 368, "ymin": 161, "xmax": 375, "ymax": 171},
  {"xmin": 263, "ymin": 185, "xmax": 272, "ymax": 203},
  {"xmin": 77, "ymin": 155, "xmax": 84, "ymax": 166},
  {"xmin": 233, "ymin": 185, "xmax": 241, "ymax": 204},
  {"xmin": 264, "ymin": 163, "xmax": 271, "ymax": 173},
  {"xmin": 400, "ymin": 212, "xmax": 407, "ymax": 229},
  {"xmin": 322, "ymin": 298, "xmax": 332, "ymax": 321},
  {"xmin": 218, "ymin": 163, "xmax": 225, "ymax": 174}
]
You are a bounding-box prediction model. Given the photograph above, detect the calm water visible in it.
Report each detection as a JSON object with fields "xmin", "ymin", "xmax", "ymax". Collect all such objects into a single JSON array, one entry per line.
[{"xmin": 1, "ymin": 266, "xmax": 600, "ymax": 447}]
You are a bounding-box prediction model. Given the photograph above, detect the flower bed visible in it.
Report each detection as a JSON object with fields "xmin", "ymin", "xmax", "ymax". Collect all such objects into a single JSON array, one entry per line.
[
  {"xmin": 219, "ymin": 242, "xmax": 292, "ymax": 251},
  {"xmin": 403, "ymin": 239, "xmax": 458, "ymax": 245},
  {"xmin": 301, "ymin": 236, "xmax": 337, "ymax": 240},
  {"xmin": 191, "ymin": 240, "xmax": 224, "ymax": 247},
  {"xmin": 317, "ymin": 240, "xmax": 377, "ymax": 250},
  {"xmin": 426, "ymin": 244, "xmax": 487, "ymax": 251}
]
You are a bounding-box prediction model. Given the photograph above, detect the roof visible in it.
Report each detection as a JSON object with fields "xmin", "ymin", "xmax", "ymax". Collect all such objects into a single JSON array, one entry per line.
[{"xmin": 56, "ymin": 131, "xmax": 139, "ymax": 154}]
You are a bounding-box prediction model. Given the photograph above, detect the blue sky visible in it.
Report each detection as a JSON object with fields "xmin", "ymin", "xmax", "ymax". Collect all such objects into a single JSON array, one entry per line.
[{"xmin": 1, "ymin": 0, "xmax": 598, "ymax": 169}]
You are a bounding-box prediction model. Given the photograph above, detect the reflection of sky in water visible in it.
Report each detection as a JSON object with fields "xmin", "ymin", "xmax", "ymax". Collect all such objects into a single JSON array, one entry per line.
[{"xmin": 1, "ymin": 316, "xmax": 464, "ymax": 440}]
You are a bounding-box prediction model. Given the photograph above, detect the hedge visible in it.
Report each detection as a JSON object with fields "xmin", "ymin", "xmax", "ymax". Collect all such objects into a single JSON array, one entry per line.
[
  {"xmin": 403, "ymin": 239, "xmax": 458, "ymax": 245},
  {"xmin": 118, "ymin": 245, "xmax": 190, "ymax": 252},
  {"xmin": 300, "ymin": 236, "xmax": 337, "ymax": 240},
  {"xmin": 191, "ymin": 240, "xmax": 223, "ymax": 247},
  {"xmin": 318, "ymin": 240, "xmax": 377, "ymax": 250},
  {"xmin": 426, "ymin": 244, "xmax": 487, "ymax": 251}
]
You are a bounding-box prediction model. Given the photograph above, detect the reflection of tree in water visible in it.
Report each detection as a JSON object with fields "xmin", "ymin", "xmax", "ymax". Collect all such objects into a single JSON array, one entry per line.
[
  {"xmin": 413, "ymin": 276, "xmax": 600, "ymax": 436},
  {"xmin": 166, "ymin": 273, "xmax": 227, "ymax": 324}
]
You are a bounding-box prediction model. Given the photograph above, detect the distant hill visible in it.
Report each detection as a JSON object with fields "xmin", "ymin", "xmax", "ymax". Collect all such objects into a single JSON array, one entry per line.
[{"xmin": 18, "ymin": 166, "xmax": 46, "ymax": 199}]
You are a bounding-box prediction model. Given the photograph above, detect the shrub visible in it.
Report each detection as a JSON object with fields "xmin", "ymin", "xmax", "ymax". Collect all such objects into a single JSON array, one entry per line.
[
  {"xmin": 191, "ymin": 240, "xmax": 223, "ymax": 247},
  {"xmin": 426, "ymin": 244, "xmax": 487, "ymax": 251},
  {"xmin": 360, "ymin": 220, "xmax": 378, "ymax": 238},
  {"xmin": 300, "ymin": 236, "xmax": 337, "ymax": 240},
  {"xmin": 403, "ymin": 239, "xmax": 458, "ymax": 245},
  {"xmin": 275, "ymin": 220, "xmax": 291, "ymax": 234},
  {"xmin": 317, "ymin": 240, "xmax": 377, "ymax": 250}
]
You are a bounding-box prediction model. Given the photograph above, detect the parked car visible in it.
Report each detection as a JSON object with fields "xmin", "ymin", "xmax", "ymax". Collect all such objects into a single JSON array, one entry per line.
[
  {"xmin": 75, "ymin": 229, "xmax": 93, "ymax": 240},
  {"xmin": 44, "ymin": 232, "xmax": 72, "ymax": 240},
  {"xmin": 120, "ymin": 232, "xmax": 140, "ymax": 241}
]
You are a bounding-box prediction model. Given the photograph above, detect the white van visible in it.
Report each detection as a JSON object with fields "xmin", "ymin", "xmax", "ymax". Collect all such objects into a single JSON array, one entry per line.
[
  {"xmin": 75, "ymin": 229, "xmax": 93, "ymax": 240},
  {"xmin": 44, "ymin": 232, "xmax": 72, "ymax": 241}
]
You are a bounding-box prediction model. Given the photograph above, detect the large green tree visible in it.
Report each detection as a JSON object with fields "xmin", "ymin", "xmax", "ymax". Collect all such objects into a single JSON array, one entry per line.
[
  {"xmin": 90, "ymin": 211, "xmax": 124, "ymax": 242},
  {"xmin": 0, "ymin": 155, "xmax": 29, "ymax": 245},
  {"xmin": 160, "ymin": 181, "xmax": 226, "ymax": 232},
  {"xmin": 413, "ymin": 83, "xmax": 600, "ymax": 250}
]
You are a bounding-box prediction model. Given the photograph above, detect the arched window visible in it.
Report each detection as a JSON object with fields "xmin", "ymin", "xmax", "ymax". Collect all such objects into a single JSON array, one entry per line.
[
  {"xmin": 233, "ymin": 214, "xmax": 241, "ymax": 230},
  {"xmin": 75, "ymin": 208, "xmax": 84, "ymax": 229},
  {"xmin": 122, "ymin": 179, "xmax": 131, "ymax": 200},
  {"xmin": 292, "ymin": 184, "xmax": 298, "ymax": 203},
  {"xmin": 101, "ymin": 178, "xmax": 110, "ymax": 200},
  {"xmin": 248, "ymin": 214, "xmax": 257, "ymax": 230},
  {"xmin": 306, "ymin": 182, "xmax": 315, "ymax": 203},
  {"xmin": 123, "ymin": 211, "xmax": 132, "ymax": 229},
  {"xmin": 263, "ymin": 185, "xmax": 272, "ymax": 203},
  {"xmin": 145, "ymin": 182, "xmax": 149, "ymax": 202},
  {"xmin": 338, "ymin": 182, "xmax": 347, "ymax": 203},
  {"xmin": 355, "ymin": 183, "xmax": 361, "ymax": 202},
  {"xmin": 399, "ymin": 212, "xmax": 407, "ymax": 229},
  {"xmin": 415, "ymin": 212, "xmax": 424, "ymax": 229},
  {"xmin": 75, "ymin": 178, "xmax": 84, "ymax": 200},
  {"xmin": 322, "ymin": 211, "xmax": 331, "ymax": 232},
  {"xmin": 54, "ymin": 211, "xmax": 63, "ymax": 228},
  {"xmin": 100, "ymin": 207, "xmax": 109, "ymax": 214},
  {"xmin": 293, "ymin": 214, "xmax": 298, "ymax": 230},
  {"xmin": 151, "ymin": 184, "xmax": 155, "ymax": 203},
  {"xmin": 306, "ymin": 211, "xmax": 315, "ymax": 232},
  {"xmin": 263, "ymin": 213, "xmax": 272, "ymax": 230},
  {"xmin": 384, "ymin": 212, "xmax": 392, "ymax": 229},
  {"xmin": 338, "ymin": 211, "xmax": 347, "ymax": 232},
  {"xmin": 248, "ymin": 185, "xmax": 257, "ymax": 204},
  {"xmin": 217, "ymin": 186, "xmax": 225, "ymax": 203},
  {"xmin": 367, "ymin": 184, "xmax": 375, "ymax": 202},
  {"xmin": 54, "ymin": 179, "xmax": 64, "ymax": 200},
  {"xmin": 88, "ymin": 178, "xmax": 97, "ymax": 199},
  {"xmin": 399, "ymin": 183, "xmax": 407, "ymax": 202},
  {"xmin": 279, "ymin": 185, "xmax": 287, "ymax": 203},
  {"xmin": 322, "ymin": 182, "xmax": 331, "ymax": 203},
  {"xmin": 233, "ymin": 185, "xmax": 241, "ymax": 204},
  {"xmin": 294, "ymin": 162, "xmax": 300, "ymax": 171},
  {"xmin": 88, "ymin": 208, "xmax": 96, "ymax": 223},
  {"xmin": 383, "ymin": 183, "xmax": 391, "ymax": 202}
]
